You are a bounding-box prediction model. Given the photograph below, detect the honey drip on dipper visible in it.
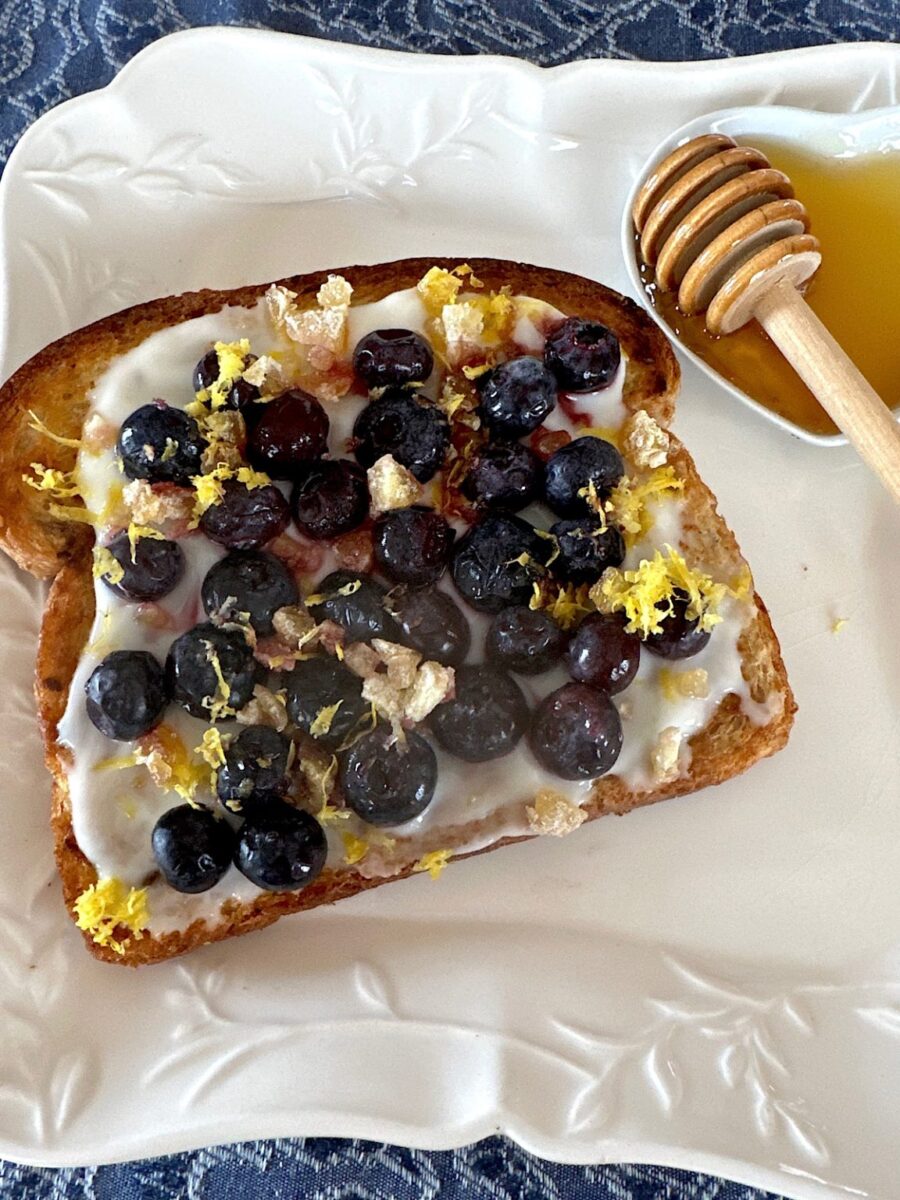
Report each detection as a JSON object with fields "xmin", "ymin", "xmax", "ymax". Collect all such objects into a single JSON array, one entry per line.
[{"xmin": 634, "ymin": 133, "xmax": 900, "ymax": 502}]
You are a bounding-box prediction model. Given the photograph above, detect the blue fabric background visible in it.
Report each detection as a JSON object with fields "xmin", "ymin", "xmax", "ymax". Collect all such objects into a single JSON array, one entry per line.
[{"xmin": 1, "ymin": 2, "xmax": 896, "ymax": 1197}]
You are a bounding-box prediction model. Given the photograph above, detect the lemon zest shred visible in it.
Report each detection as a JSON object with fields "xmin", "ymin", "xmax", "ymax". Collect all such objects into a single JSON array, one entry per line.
[
  {"xmin": 729, "ymin": 564, "xmax": 753, "ymax": 599},
  {"xmin": 27, "ymin": 411, "xmax": 81, "ymax": 448},
  {"xmin": 203, "ymin": 644, "xmax": 235, "ymax": 721},
  {"xmin": 127, "ymin": 522, "xmax": 165, "ymax": 563},
  {"xmin": 318, "ymin": 754, "xmax": 339, "ymax": 802},
  {"xmin": 196, "ymin": 728, "xmax": 228, "ymax": 787},
  {"xmin": 342, "ymin": 832, "xmax": 369, "ymax": 865},
  {"xmin": 98, "ymin": 482, "xmax": 125, "ymax": 525},
  {"xmin": 461, "ymin": 362, "xmax": 491, "ymax": 380},
  {"xmin": 592, "ymin": 544, "xmax": 726, "ymax": 637},
  {"xmin": 22, "ymin": 462, "xmax": 81, "ymax": 498},
  {"xmin": 73, "ymin": 877, "xmax": 149, "ymax": 955},
  {"xmin": 94, "ymin": 750, "xmax": 140, "ymax": 772},
  {"xmin": 452, "ymin": 263, "xmax": 483, "ymax": 288},
  {"xmin": 96, "ymin": 724, "xmax": 210, "ymax": 802},
  {"xmin": 507, "ymin": 551, "xmax": 543, "ymax": 571},
  {"xmin": 412, "ymin": 848, "xmax": 452, "ymax": 880},
  {"xmin": 92, "ymin": 545, "xmax": 125, "ymax": 586},
  {"xmin": 529, "ymin": 581, "xmax": 592, "ymax": 631},
  {"xmin": 577, "ymin": 479, "xmax": 608, "ymax": 530},
  {"xmin": 417, "ymin": 267, "xmax": 463, "ymax": 315},
  {"xmin": 605, "ymin": 466, "xmax": 684, "ymax": 547},
  {"xmin": 309, "ymin": 700, "xmax": 343, "ymax": 739},
  {"xmin": 317, "ymin": 802, "xmax": 351, "ymax": 825},
  {"xmin": 205, "ymin": 339, "xmax": 251, "ymax": 409},
  {"xmin": 235, "ymin": 465, "xmax": 271, "ymax": 489},
  {"xmin": 86, "ymin": 609, "xmax": 114, "ymax": 655},
  {"xmin": 48, "ymin": 503, "xmax": 99, "ymax": 525}
]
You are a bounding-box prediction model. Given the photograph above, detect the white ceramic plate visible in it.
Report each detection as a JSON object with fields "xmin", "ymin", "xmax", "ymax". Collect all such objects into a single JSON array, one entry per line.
[
  {"xmin": 621, "ymin": 104, "xmax": 900, "ymax": 445},
  {"xmin": 0, "ymin": 29, "xmax": 899, "ymax": 1194}
]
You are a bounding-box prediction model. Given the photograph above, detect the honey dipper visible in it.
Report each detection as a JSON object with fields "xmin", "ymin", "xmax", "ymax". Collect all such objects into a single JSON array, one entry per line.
[{"xmin": 633, "ymin": 133, "xmax": 900, "ymax": 503}]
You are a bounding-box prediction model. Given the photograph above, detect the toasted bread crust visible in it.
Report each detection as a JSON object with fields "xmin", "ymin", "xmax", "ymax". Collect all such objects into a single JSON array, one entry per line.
[{"xmin": 9, "ymin": 258, "xmax": 793, "ymax": 965}]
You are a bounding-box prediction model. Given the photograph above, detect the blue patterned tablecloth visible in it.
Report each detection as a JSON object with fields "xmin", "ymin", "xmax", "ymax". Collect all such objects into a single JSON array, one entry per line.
[{"xmin": 2, "ymin": 3, "xmax": 896, "ymax": 1198}]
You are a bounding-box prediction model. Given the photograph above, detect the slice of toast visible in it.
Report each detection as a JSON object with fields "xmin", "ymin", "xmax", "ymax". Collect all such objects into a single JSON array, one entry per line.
[{"xmin": 0, "ymin": 258, "xmax": 795, "ymax": 965}]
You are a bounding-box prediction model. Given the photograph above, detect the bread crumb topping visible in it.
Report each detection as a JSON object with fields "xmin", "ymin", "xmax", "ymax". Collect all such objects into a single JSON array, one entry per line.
[
  {"xmin": 360, "ymin": 640, "xmax": 455, "ymax": 730},
  {"xmin": 526, "ymin": 789, "xmax": 588, "ymax": 836},
  {"xmin": 650, "ymin": 726, "xmax": 684, "ymax": 783},
  {"xmin": 122, "ymin": 478, "xmax": 193, "ymax": 528},
  {"xmin": 235, "ymin": 683, "xmax": 289, "ymax": 731},
  {"xmin": 659, "ymin": 667, "xmax": 710, "ymax": 700},
  {"xmin": 366, "ymin": 454, "xmax": 422, "ymax": 514},
  {"xmin": 623, "ymin": 409, "xmax": 669, "ymax": 468},
  {"xmin": 265, "ymin": 278, "xmax": 352, "ymax": 373}
]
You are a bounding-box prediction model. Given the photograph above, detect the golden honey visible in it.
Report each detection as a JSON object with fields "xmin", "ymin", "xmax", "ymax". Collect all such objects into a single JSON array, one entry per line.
[{"xmin": 641, "ymin": 138, "xmax": 900, "ymax": 436}]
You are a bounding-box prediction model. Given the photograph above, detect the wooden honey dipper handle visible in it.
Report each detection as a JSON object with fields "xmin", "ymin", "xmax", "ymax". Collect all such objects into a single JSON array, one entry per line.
[{"xmin": 754, "ymin": 280, "xmax": 900, "ymax": 503}]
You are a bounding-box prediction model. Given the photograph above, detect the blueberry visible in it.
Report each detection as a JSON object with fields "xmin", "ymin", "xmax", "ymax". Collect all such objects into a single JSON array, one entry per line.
[
  {"xmin": 451, "ymin": 513, "xmax": 547, "ymax": 613},
  {"xmin": 117, "ymin": 403, "xmax": 205, "ymax": 485},
  {"xmin": 291, "ymin": 460, "xmax": 370, "ymax": 541},
  {"xmin": 529, "ymin": 682, "xmax": 622, "ymax": 780},
  {"xmin": 549, "ymin": 518, "xmax": 625, "ymax": 584},
  {"xmin": 193, "ymin": 348, "xmax": 261, "ymax": 411},
  {"xmin": 340, "ymin": 728, "xmax": 437, "ymax": 826},
  {"xmin": 430, "ymin": 664, "xmax": 528, "ymax": 762},
  {"xmin": 193, "ymin": 349, "xmax": 220, "ymax": 392},
  {"xmin": 353, "ymin": 391, "xmax": 449, "ymax": 483},
  {"xmin": 644, "ymin": 595, "xmax": 711, "ymax": 659},
  {"xmin": 461, "ymin": 441, "xmax": 543, "ymax": 511},
  {"xmin": 285, "ymin": 657, "xmax": 370, "ymax": 750},
  {"xmin": 486, "ymin": 606, "xmax": 567, "ymax": 675},
  {"xmin": 201, "ymin": 549, "xmax": 298, "ymax": 635},
  {"xmin": 386, "ymin": 586, "xmax": 471, "ymax": 666},
  {"xmin": 478, "ymin": 357, "xmax": 557, "ymax": 438},
  {"xmin": 166, "ymin": 622, "xmax": 256, "ymax": 720},
  {"xmin": 566, "ymin": 612, "xmax": 641, "ymax": 694},
  {"xmin": 306, "ymin": 570, "xmax": 400, "ymax": 642},
  {"xmin": 234, "ymin": 798, "xmax": 327, "ymax": 892},
  {"xmin": 352, "ymin": 328, "xmax": 434, "ymax": 390},
  {"xmin": 199, "ymin": 479, "xmax": 291, "ymax": 550},
  {"xmin": 226, "ymin": 374, "xmax": 262, "ymax": 414},
  {"xmin": 247, "ymin": 390, "xmax": 329, "ymax": 479},
  {"xmin": 373, "ymin": 506, "xmax": 455, "ymax": 586},
  {"xmin": 152, "ymin": 804, "xmax": 235, "ymax": 893},
  {"xmin": 216, "ymin": 725, "xmax": 291, "ymax": 803},
  {"xmin": 544, "ymin": 317, "xmax": 621, "ymax": 392},
  {"xmin": 544, "ymin": 436, "xmax": 624, "ymax": 517},
  {"xmin": 100, "ymin": 531, "xmax": 185, "ymax": 602},
  {"xmin": 84, "ymin": 649, "xmax": 167, "ymax": 741}
]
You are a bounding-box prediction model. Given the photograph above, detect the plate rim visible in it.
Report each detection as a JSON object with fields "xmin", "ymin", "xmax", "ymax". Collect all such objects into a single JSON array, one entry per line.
[{"xmin": 0, "ymin": 28, "xmax": 898, "ymax": 1193}]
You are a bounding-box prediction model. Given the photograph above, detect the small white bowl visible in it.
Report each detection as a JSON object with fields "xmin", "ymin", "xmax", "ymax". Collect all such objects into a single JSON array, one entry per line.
[{"xmin": 621, "ymin": 104, "xmax": 900, "ymax": 446}]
